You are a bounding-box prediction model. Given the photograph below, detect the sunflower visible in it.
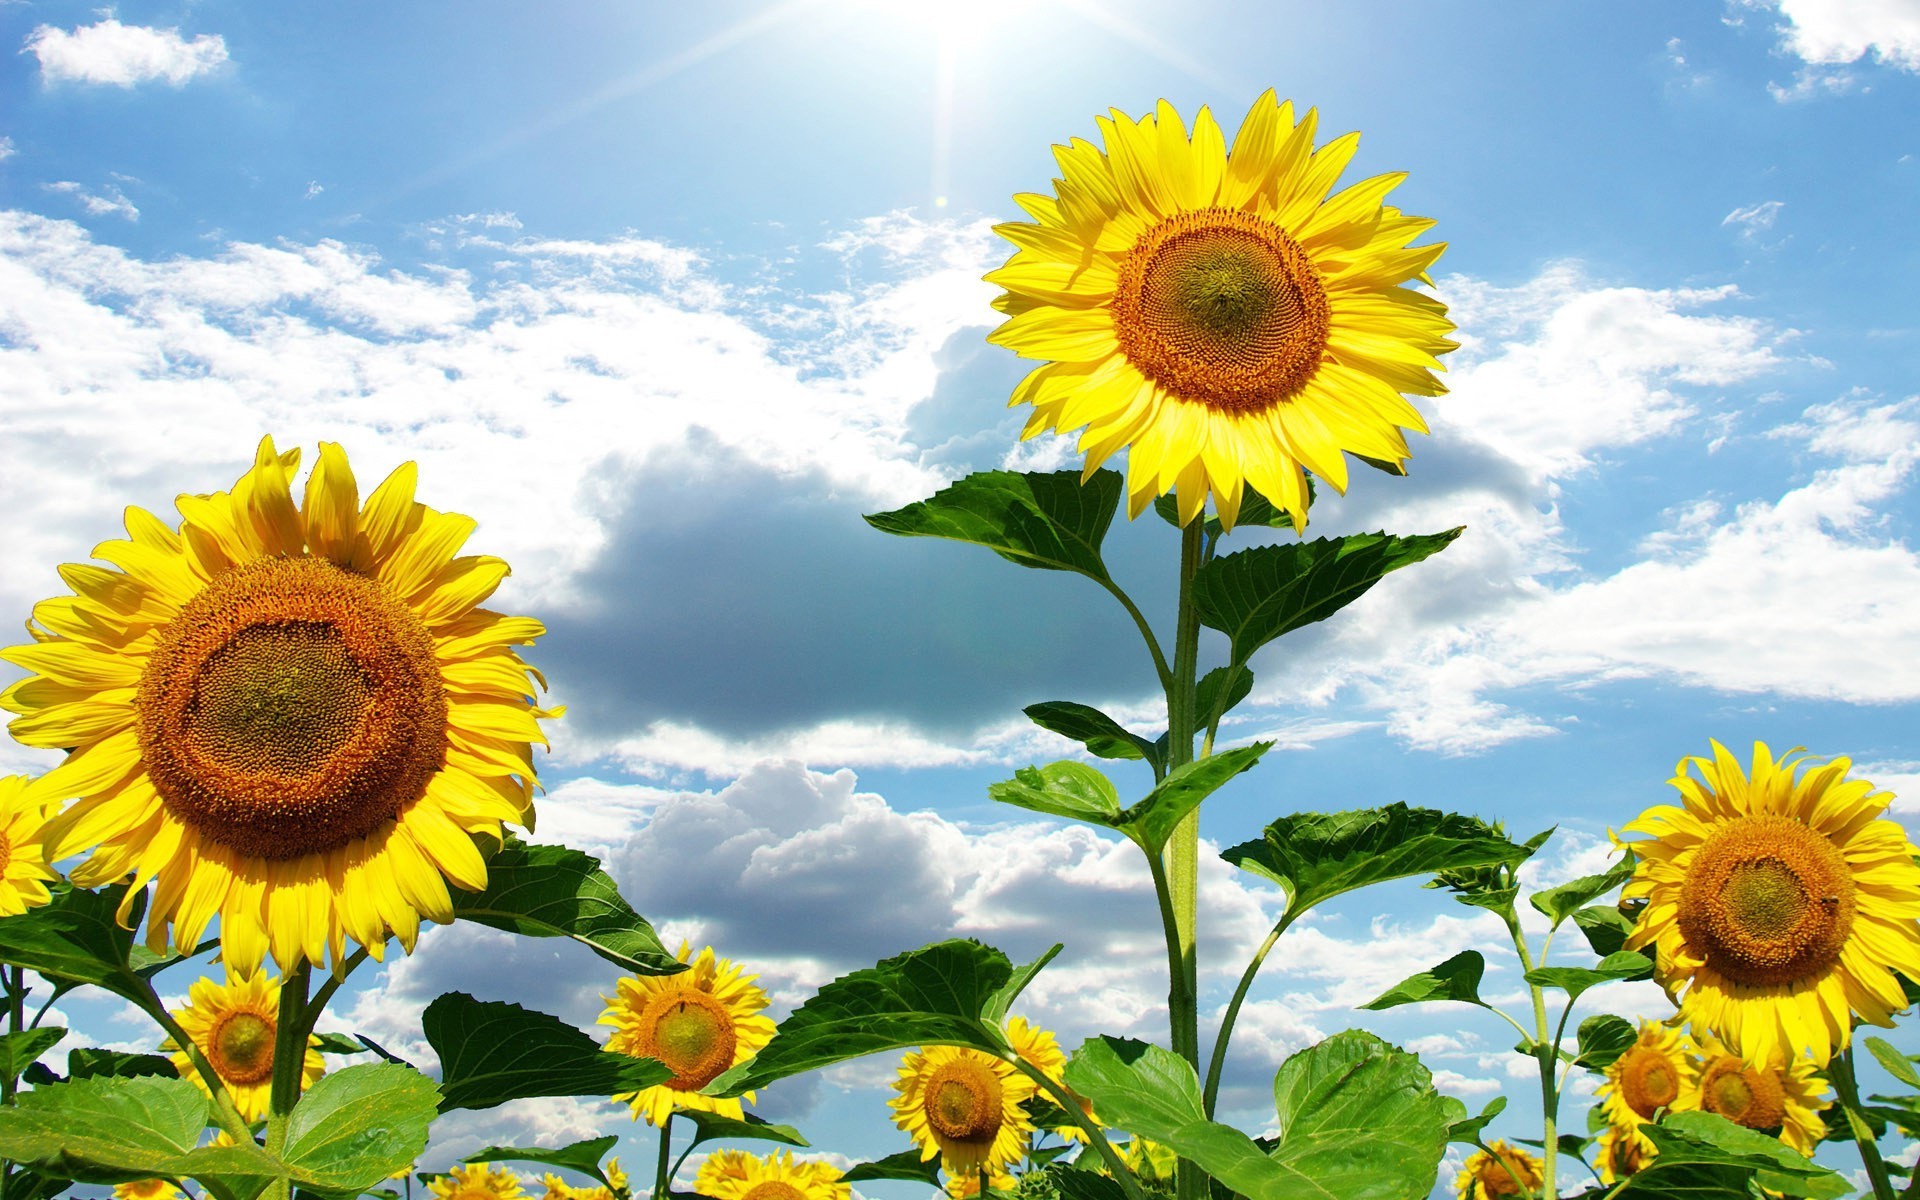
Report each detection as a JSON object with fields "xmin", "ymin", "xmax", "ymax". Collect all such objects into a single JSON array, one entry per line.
[
  {"xmin": 0, "ymin": 437, "xmax": 556, "ymax": 977},
  {"xmin": 1595, "ymin": 1020, "xmax": 1698, "ymax": 1158},
  {"xmin": 0, "ymin": 775, "xmax": 57, "ymax": 915},
  {"xmin": 986, "ymin": 91, "xmax": 1455, "ymax": 532},
  {"xmin": 113, "ymin": 1181, "xmax": 185, "ymax": 1200},
  {"xmin": 1693, "ymin": 1034, "xmax": 1830, "ymax": 1155},
  {"xmin": 1004, "ymin": 1014, "xmax": 1100, "ymax": 1145},
  {"xmin": 538, "ymin": 1175, "xmax": 613, "ymax": 1200},
  {"xmin": 1594, "ymin": 1116, "xmax": 1651, "ymax": 1187},
  {"xmin": 694, "ymin": 1149, "xmax": 850, "ymax": 1200},
  {"xmin": 165, "ymin": 970, "xmax": 325, "ymax": 1122},
  {"xmin": 1453, "ymin": 1141, "xmax": 1542, "ymax": 1200},
  {"xmin": 944, "ymin": 1167, "xmax": 1018, "ymax": 1198},
  {"xmin": 598, "ymin": 943, "xmax": 776, "ymax": 1126},
  {"xmin": 1618, "ymin": 740, "xmax": 1920, "ymax": 1067},
  {"xmin": 889, "ymin": 1045, "xmax": 1037, "ymax": 1177},
  {"xmin": 429, "ymin": 1164, "xmax": 526, "ymax": 1200}
]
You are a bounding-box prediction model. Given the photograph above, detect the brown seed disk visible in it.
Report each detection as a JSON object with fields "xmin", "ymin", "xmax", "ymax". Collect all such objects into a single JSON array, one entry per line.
[
  {"xmin": 1111, "ymin": 207, "xmax": 1330, "ymax": 414},
  {"xmin": 635, "ymin": 989, "xmax": 738, "ymax": 1091},
  {"xmin": 136, "ymin": 556, "xmax": 447, "ymax": 861},
  {"xmin": 923, "ymin": 1057, "xmax": 1004, "ymax": 1144},
  {"xmin": 1699, "ymin": 1057, "xmax": 1787, "ymax": 1133},
  {"xmin": 1615, "ymin": 1043, "xmax": 1680, "ymax": 1118},
  {"xmin": 741, "ymin": 1184, "xmax": 807, "ymax": 1200},
  {"xmin": 207, "ymin": 1008, "xmax": 276, "ymax": 1086},
  {"xmin": 1676, "ymin": 814, "xmax": 1855, "ymax": 987}
]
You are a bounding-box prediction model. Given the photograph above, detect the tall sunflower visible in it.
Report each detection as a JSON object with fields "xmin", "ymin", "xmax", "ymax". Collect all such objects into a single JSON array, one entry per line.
[
  {"xmin": 598, "ymin": 943, "xmax": 776, "ymax": 1126},
  {"xmin": 1595, "ymin": 1020, "xmax": 1698, "ymax": 1158},
  {"xmin": 0, "ymin": 437, "xmax": 557, "ymax": 976},
  {"xmin": 0, "ymin": 775, "xmax": 57, "ymax": 915},
  {"xmin": 889, "ymin": 1045, "xmax": 1036, "ymax": 1178},
  {"xmin": 1453, "ymin": 1141, "xmax": 1541, "ymax": 1200},
  {"xmin": 1618, "ymin": 740, "xmax": 1920, "ymax": 1067},
  {"xmin": 987, "ymin": 91, "xmax": 1455, "ymax": 531},
  {"xmin": 166, "ymin": 970, "xmax": 326, "ymax": 1122},
  {"xmin": 1693, "ymin": 1034, "xmax": 1830, "ymax": 1155},
  {"xmin": 429, "ymin": 1164, "xmax": 525, "ymax": 1200},
  {"xmin": 693, "ymin": 1149, "xmax": 849, "ymax": 1200}
]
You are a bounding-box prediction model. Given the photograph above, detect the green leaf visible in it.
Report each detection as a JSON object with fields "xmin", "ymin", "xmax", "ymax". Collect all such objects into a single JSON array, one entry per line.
[
  {"xmin": 466, "ymin": 1136, "xmax": 622, "ymax": 1188},
  {"xmin": 280, "ymin": 1064, "xmax": 437, "ymax": 1194},
  {"xmin": 1573, "ymin": 1015, "xmax": 1637, "ymax": 1071},
  {"xmin": 1022, "ymin": 702, "xmax": 1160, "ymax": 766},
  {"xmin": 309, "ymin": 1033, "xmax": 372, "ymax": 1056},
  {"xmin": 424, "ymin": 994, "xmax": 671, "ymax": 1112},
  {"xmin": 450, "ymin": 837, "xmax": 681, "ymax": 976},
  {"xmin": 65, "ymin": 1048, "xmax": 176, "ymax": 1081},
  {"xmin": 865, "ymin": 469, "xmax": 1122, "ymax": 580},
  {"xmin": 0, "ymin": 884, "xmax": 150, "ymax": 1006},
  {"xmin": 1359, "ymin": 952, "xmax": 1487, "ymax": 1011},
  {"xmin": 2, "ymin": 1168, "xmax": 72, "ymax": 1200},
  {"xmin": 1866, "ymin": 1035, "xmax": 1920, "ymax": 1090},
  {"xmin": 1529, "ymin": 857, "xmax": 1636, "ymax": 929},
  {"xmin": 1223, "ymin": 805, "xmax": 1535, "ymax": 923},
  {"xmin": 1047, "ymin": 1167, "xmax": 1130, "ymax": 1200},
  {"xmin": 1195, "ymin": 665, "xmax": 1253, "ymax": 726},
  {"xmin": 988, "ymin": 762, "xmax": 1123, "ymax": 826},
  {"xmin": 709, "ymin": 940, "xmax": 1015, "ymax": 1097},
  {"xmin": 1192, "ymin": 530, "xmax": 1461, "ymax": 666},
  {"xmin": 981, "ymin": 944, "xmax": 1063, "ymax": 1030},
  {"xmin": 0, "ymin": 1028, "xmax": 64, "ymax": 1084},
  {"xmin": 1446, "ymin": 1095, "xmax": 1506, "ymax": 1146},
  {"xmin": 677, "ymin": 1111, "xmax": 810, "ymax": 1152},
  {"xmin": 1153, "ymin": 480, "xmax": 1309, "ymax": 538},
  {"xmin": 1570, "ymin": 904, "xmax": 1636, "ymax": 959},
  {"xmin": 1642, "ymin": 1111, "xmax": 1849, "ymax": 1198},
  {"xmin": 840, "ymin": 1149, "xmax": 942, "ymax": 1186},
  {"xmin": 1116, "ymin": 744, "xmax": 1269, "ymax": 856},
  {"xmin": 1064, "ymin": 1032, "xmax": 1449, "ymax": 1200},
  {"xmin": 1524, "ymin": 952, "xmax": 1653, "ymax": 1002}
]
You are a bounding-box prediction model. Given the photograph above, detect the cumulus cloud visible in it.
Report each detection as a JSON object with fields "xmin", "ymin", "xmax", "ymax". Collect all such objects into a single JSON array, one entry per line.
[
  {"xmin": 1762, "ymin": 0, "xmax": 1920, "ymax": 71},
  {"xmin": 42, "ymin": 180, "xmax": 137, "ymax": 221},
  {"xmin": 23, "ymin": 19, "xmax": 229, "ymax": 87}
]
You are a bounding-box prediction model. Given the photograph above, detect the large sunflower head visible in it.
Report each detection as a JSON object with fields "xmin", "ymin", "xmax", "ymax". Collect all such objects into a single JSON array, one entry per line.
[
  {"xmin": 0, "ymin": 437, "xmax": 557, "ymax": 977},
  {"xmin": 1453, "ymin": 1141, "xmax": 1542, "ymax": 1200},
  {"xmin": 987, "ymin": 91, "xmax": 1456, "ymax": 532},
  {"xmin": 1618, "ymin": 740, "xmax": 1920, "ymax": 1067},
  {"xmin": 429, "ymin": 1164, "xmax": 526, "ymax": 1200},
  {"xmin": 693, "ymin": 1149, "xmax": 850, "ymax": 1200},
  {"xmin": 165, "ymin": 969, "xmax": 325, "ymax": 1122},
  {"xmin": 1595, "ymin": 1020, "xmax": 1699, "ymax": 1157},
  {"xmin": 888, "ymin": 1045, "xmax": 1037, "ymax": 1178},
  {"xmin": 598, "ymin": 942, "xmax": 777, "ymax": 1127},
  {"xmin": 1005, "ymin": 1014, "xmax": 1100, "ymax": 1144},
  {"xmin": 0, "ymin": 775, "xmax": 57, "ymax": 916},
  {"xmin": 1693, "ymin": 1034, "xmax": 1831, "ymax": 1156}
]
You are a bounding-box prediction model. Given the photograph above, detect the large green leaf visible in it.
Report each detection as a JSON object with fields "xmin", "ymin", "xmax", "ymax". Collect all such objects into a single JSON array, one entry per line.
[
  {"xmin": 1524, "ymin": 952, "xmax": 1653, "ymax": 1002},
  {"xmin": 424, "ymin": 994, "xmax": 671, "ymax": 1112},
  {"xmin": 64, "ymin": 1048, "xmax": 175, "ymax": 1081},
  {"xmin": 1446, "ymin": 1095, "xmax": 1505, "ymax": 1146},
  {"xmin": 450, "ymin": 838, "xmax": 680, "ymax": 976},
  {"xmin": 1866, "ymin": 1036, "xmax": 1920, "ymax": 1090},
  {"xmin": 465, "ymin": 1136, "xmax": 622, "ymax": 1188},
  {"xmin": 840, "ymin": 1149, "xmax": 942, "ymax": 1186},
  {"xmin": 1023, "ymin": 702, "xmax": 1160, "ymax": 765},
  {"xmin": 1192, "ymin": 530, "xmax": 1461, "ymax": 665},
  {"xmin": 1359, "ymin": 952, "xmax": 1487, "ymax": 1012},
  {"xmin": 708, "ymin": 940, "xmax": 1017, "ymax": 1097},
  {"xmin": 988, "ymin": 762, "xmax": 1122, "ymax": 826},
  {"xmin": 1194, "ymin": 665, "xmax": 1253, "ymax": 727},
  {"xmin": 1639, "ymin": 1112, "xmax": 1849, "ymax": 1198},
  {"xmin": 1573, "ymin": 1015, "xmax": 1637, "ymax": 1071},
  {"xmin": 1223, "ymin": 805, "xmax": 1533, "ymax": 924},
  {"xmin": 0, "ymin": 884, "xmax": 150, "ymax": 1006},
  {"xmin": 1570, "ymin": 904, "xmax": 1636, "ymax": 959},
  {"xmin": 280, "ymin": 1064, "xmax": 437, "ymax": 1195},
  {"xmin": 1117, "ymin": 745, "xmax": 1269, "ymax": 856},
  {"xmin": 0, "ymin": 1028, "xmax": 64, "ymax": 1085},
  {"xmin": 1529, "ymin": 858, "xmax": 1635, "ymax": 929},
  {"xmin": 864, "ymin": 469, "xmax": 1122, "ymax": 580},
  {"xmin": 678, "ymin": 1111, "xmax": 810, "ymax": 1152},
  {"xmin": 1063, "ymin": 1033, "xmax": 1449, "ymax": 1200}
]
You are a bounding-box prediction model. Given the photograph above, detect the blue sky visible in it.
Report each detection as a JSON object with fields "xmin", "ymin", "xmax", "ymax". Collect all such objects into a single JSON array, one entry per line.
[{"xmin": 3, "ymin": 0, "xmax": 1920, "ymax": 1196}]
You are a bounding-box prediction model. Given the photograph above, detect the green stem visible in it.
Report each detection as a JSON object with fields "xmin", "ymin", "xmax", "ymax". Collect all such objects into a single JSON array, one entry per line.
[
  {"xmin": 264, "ymin": 962, "xmax": 312, "ymax": 1171},
  {"xmin": 295, "ymin": 948, "xmax": 370, "ymax": 1045},
  {"xmin": 1832, "ymin": 1049, "xmax": 1897, "ymax": 1200},
  {"xmin": 1503, "ymin": 912, "xmax": 1556, "ymax": 1200},
  {"xmin": 1009, "ymin": 1061, "xmax": 1150, "ymax": 1200},
  {"xmin": 1098, "ymin": 579, "xmax": 1173, "ymax": 697},
  {"xmin": 145, "ymin": 999, "xmax": 253, "ymax": 1143},
  {"xmin": 1201, "ymin": 913, "xmax": 1291, "ymax": 1119},
  {"xmin": 1165, "ymin": 519, "xmax": 1204, "ymax": 1200},
  {"xmin": 654, "ymin": 1111, "xmax": 674, "ymax": 1200},
  {"xmin": 3, "ymin": 964, "xmax": 22, "ymax": 1191}
]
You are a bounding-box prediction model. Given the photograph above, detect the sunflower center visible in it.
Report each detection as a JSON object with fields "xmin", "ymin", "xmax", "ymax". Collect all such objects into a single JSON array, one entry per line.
[
  {"xmin": 639, "ymin": 991, "xmax": 737, "ymax": 1091},
  {"xmin": 1616, "ymin": 1045, "xmax": 1680, "ymax": 1119},
  {"xmin": 1677, "ymin": 814, "xmax": 1856, "ymax": 987},
  {"xmin": 1477, "ymin": 1158, "xmax": 1524, "ymax": 1198},
  {"xmin": 1700, "ymin": 1059, "xmax": 1787, "ymax": 1134},
  {"xmin": 136, "ymin": 556, "xmax": 448, "ymax": 861},
  {"xmin": 923, "ymin": 1058, "xmax": 1004, "ymax": 1144},
  {"xmin": 0, "ymin": 829, "xmax": 11, "ymax": 876},
  {"xmin": 1112, "ymin": 207, "xmax": 1330, "ymax": 415},
  {"xmin": 207, "ymin": 1009, "xmax": 276, "ymax": 1086},
  {"xmin": 741, "ymin": 1184, "xmax": 807, "ymax": 1200}
]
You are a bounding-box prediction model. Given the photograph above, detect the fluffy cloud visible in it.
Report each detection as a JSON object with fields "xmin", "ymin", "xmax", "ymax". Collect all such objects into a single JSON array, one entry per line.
[
  {"xmin": 1763, "ymin": 0, "xmax": 1920, "ymax": 71},
  {"xmin": 23, "ymin": 19, "xmax": 229, "ymax": 87},
  {"xmin": 42, "ymin": 180, "xmax": 138, "ymax": 222}
]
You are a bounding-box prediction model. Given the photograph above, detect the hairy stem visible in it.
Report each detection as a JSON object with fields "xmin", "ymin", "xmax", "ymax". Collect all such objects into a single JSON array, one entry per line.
[
  {"xmin": 1832, "ymin": 1049, "xmax": 1897, "ymax": 1200},
  {"xmin": 1503, "ymin": 911, "xmax": 1556, "ymax": 1200}
]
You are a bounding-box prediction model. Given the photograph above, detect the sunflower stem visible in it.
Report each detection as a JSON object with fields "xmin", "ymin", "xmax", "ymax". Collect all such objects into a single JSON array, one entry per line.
[
  {"xmin": 1832, "ymin": 1048, "xmax": 1897, "ymax": 1200},
  {"xmin": 1200, "ymin": 913, "xmax": 1292, "ymax": 1119},
  {"xmin": 264, "ymin": 959, "xmax": 312, "ymax": 1187},
  {"xmin": 3, "ymin": 964, "xmax": 22, "ymax": 1190},
  {"xmin": 1502, "ymin": 910, "xmax": 1556, "ymax": 1200},
  {"xmin": 1010, "ymin": 1060, "xmax": 1150, "ymax": 1200},
  {"xmin": 654, "ymin": 1111, "xmax": 674, "ymax": 1200},
  {"xmin": 1164, "ymin": 518, "xmax": 1205, "ymax": 1200}
]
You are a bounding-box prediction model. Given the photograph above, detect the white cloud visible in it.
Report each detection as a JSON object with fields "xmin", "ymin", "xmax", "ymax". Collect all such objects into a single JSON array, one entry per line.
[
  {"xmin": 1764, "ymin": 0, "xmax": 1920, "ymax": 71},
  {"xmin": 42, "ymin": 180, "xmax": 138, "ymax": 221},
  {"xmin": 0, "ymin": 138, "xmax": 14, "ymax": 163},
  {"xmin": 23, "ymin": 19, "xmax": 229, "ymax": 87},
  {"xmin": 1722, "ymin": 199, "xmax": 1784, "ymax": 239}
]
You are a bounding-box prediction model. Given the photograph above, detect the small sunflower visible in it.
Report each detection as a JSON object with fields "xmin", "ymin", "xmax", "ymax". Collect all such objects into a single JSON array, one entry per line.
[
  {"xmin": 0, "ymin": 775, "xmax": 57, "ymax": 915},
  {"xmin": 1453, "ymin": 1141, "xmax": 1542, "ymax": 1200},
  {"xmin": 429, "ymin": 1164, "xmax": 525, "ymax": 1200},
  {"xmin": 1006, "ymin": 1015, "xmax": 1100, "ymax": 1144},
  {"xmin": 1693, "ymin": 1034, "xmax": 1830, "ymax": 1156},
  {"xmin": 538, "ymin": 1175, "xmax": 612, "ymax": 1200},
  {"xmin": 1618, "ymin": 740, "xmax": 1920, "ymax": 1067},
  {"xmin": 1595, "ymin": 1020, "xmax": 1698, "ymax": 1158},
  {"xmin": 114, "ymin": 1181, "xmax": 185, "ymax": 1200},
  {"xmin": 0, "ymin": 437, "xmax": 558, "ymax": 977},
  {"xmin": 1594, "ymin": 1116, "xmax": 1652, "ymax": 1186},
  {"xmin": 944, "ymin": 1167, "xmax": 1018, "ymax": 1198},
  {"xmin": 598, "ymin": 943, "xmax": 776, "ymax": 1126},
  {"xmin": 166, "ymin": 970, "xmax": 325, "ymax": 1122},
  {"xmin": 889, "ymin": 1045, "xmax": 1036, "ymax": 1177},
  {"xmin": 694, "ymin": 1149, "xmax": 849, "ymax": 1200},
  {"xmin": 987, "ymin": 91, "xmax": 1455, "ymax": 531}
]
